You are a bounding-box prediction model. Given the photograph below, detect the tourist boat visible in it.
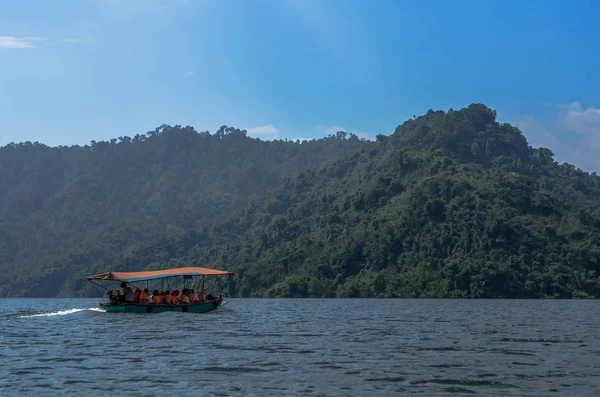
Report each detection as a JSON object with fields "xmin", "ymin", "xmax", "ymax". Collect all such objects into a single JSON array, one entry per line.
[{"xmin": 85, "ymin": 266, "xmax": 233, "ymax": 313}]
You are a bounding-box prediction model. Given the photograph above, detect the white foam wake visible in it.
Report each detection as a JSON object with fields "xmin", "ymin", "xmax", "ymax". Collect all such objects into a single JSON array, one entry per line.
[{"xmin": 19, "ymin": 308, "xmax": 104, "ymax": 318}]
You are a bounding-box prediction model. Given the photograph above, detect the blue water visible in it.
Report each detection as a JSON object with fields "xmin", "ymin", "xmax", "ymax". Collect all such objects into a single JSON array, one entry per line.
[{"xmin": 1, "ymin": 298, "xmax": 599, "ymax": 396}]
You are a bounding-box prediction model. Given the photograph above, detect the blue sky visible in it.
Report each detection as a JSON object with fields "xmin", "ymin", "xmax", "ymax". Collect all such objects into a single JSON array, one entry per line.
[{"xmin": 1, "ymin": 0, "xmax": 599, "ymax": 171}]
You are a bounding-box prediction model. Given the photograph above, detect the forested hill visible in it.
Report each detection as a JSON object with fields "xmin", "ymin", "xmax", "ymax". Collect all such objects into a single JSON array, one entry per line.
[
  {"xmin": 0, "ymin": 126, "xmax": 368, "ymax": 297},
  {"xmin": 99, "ymin": 104, "xmax": 600, "ymax": 299}
]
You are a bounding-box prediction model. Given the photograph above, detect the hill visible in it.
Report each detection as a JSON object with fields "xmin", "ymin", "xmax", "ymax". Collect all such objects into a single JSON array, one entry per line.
[
  {"xmin": 102, "ymin": 104, "xmax": 600, "ymax": 299},
  {"xmin": 0, "ymin": 126, "xmax": 368, "ymax": 296}
]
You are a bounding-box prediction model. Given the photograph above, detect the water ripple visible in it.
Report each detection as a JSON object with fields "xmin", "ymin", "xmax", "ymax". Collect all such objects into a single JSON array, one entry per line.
[{"xmin": 1, "ymin": 298, "xmax": 599, "ymax": 396}]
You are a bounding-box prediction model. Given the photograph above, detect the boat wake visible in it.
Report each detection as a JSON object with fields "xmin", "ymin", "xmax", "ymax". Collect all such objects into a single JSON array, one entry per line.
[{"xmin": 19, "ymin": 308, "xmax": 104, "ymax": 318}]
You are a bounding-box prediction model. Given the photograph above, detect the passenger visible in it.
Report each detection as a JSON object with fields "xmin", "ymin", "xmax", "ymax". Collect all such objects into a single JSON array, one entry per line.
[
  {"xmin": 181, "ymin": 292, "xmax": 190, "ymax": 304},
  {"xmin": 152, "ymin": 290, "xmax": 161, "ymax": 304},
  {"xmin": 188, "ymin": 289, "xmax": 195, "ymax": 303},
  {"xmin": 120, "ymin": 282, "xmax": 134, "ymax": 302},
  {"xmin": 198, "ymin": 288, "xmax": 206, "ymax": 302},
  {"xmin": 107, "ymin": 290, "xmax": 119, "ymax": 305},
  {"xmin": 140, "ymin": 288, "xmax": 149, "ymax": 304},
  {"xmin": 192, "ymin": 290, "xmax": 199, "ymax": 302},
  {"xmin": 133, "ymin": 288, "xmax": 141, "ymax": 303},
  {"xmin": 178, "ymin": 289, "xmax": 186, "ymax": 303},
  {"xmin": 171, "ymin": 290, "xmax": 179, "ymax": 304},
  {"xmin": 164, "ymin": 290, "xmax": 172, "ymax": 304}
]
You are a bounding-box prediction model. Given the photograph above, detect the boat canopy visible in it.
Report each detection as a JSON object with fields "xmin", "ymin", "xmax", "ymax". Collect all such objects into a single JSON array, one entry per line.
[{"xmin": 85, "ymin": 266, "xmax": 233, "ymax": 283}]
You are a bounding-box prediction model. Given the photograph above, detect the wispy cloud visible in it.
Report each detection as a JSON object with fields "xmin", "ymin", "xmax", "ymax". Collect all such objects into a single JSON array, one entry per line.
[
  {"xmin": 0, "ymin": 36, "xmax": 93, "ymax": 49},
  {"xmin": 561, "ymin": 102, "xmax": 600, "ymax": 145},
  {"xmin": 516, "ymin": 115, "xmax": 561, "ymax": 150},
  {"xmin": 0, "ymin": 36, "xmax": 45, "ymax": 49},
  {"xmin": 514, "ymin": 101, "xmax": 600, "ymax": 172},
  {"xmin": 319, "ymin": 125, "xmax": 345, "ymax": 135},
  {"xmin": 185, "ymin": 71, "xmax": 195, "ymax": 77},
  {"xmin": 561, "ymin": 102, "xmax": 600, "ymax": 171},
  {"xmin": 354, "ymin": 131, "xmax": 374, "ymax": 141},
  {"xmin": 247, "ymin": 124, "xmax": 280, "ymax": 139},
  {"xmin": 318, "ymin": 125, "xmax": 375, "ymax": 140}
]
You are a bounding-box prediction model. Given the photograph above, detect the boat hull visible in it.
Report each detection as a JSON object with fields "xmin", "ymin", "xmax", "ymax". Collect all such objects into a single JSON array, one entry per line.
[{"xmin": 100, "ymin": 299, "xmax": 223, "ymax": 313}]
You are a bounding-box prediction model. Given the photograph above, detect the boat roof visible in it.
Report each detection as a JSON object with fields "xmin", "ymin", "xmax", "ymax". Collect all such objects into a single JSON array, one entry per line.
[{"xmin": 85, "ymin": 266, "xmax": 233, "ymax": 282}]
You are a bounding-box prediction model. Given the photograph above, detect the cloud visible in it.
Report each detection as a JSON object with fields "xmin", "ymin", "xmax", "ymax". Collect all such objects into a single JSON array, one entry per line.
[
  {"xmin": 560, "ymin": 102, "xmax": 600, "ymax": 171},
  {"xmin": 319, "ymin": 125, "xmax": 346, "ymax": 135},
  {"xmin": 246, "ymin": 124, "xmax": 280, "ymax": 139},
  {"xmin": 318, "ymin": 125, "xmax": 375, "ymax": 141},
  {"xmin": 561, "ymin": 102, "xmax": 600, "ymax": 149},
  {"xmin": 354, "ymin": 131, "xmax": 375, "ymax": 141},
  {"xmin": 514, "ymin": 101, "xmax": 600, "ymax": 172},
  {"xmin": 516, "ymin": 115, "xmax": 561, "ymax": 150},
  {"xmin": 0, "ymin": 36, "xmax": 45, "ymax": 49},
  {"xmin": 0, "ymin": 36, "xmax": 93, "ymax": 49},
  {"xmin": 185, "ymin": 71, "xmax": 195, "ymax": 77},
  {"xmin": 289, "ymin": 137, "xmax": 311, "ymax": 143}
]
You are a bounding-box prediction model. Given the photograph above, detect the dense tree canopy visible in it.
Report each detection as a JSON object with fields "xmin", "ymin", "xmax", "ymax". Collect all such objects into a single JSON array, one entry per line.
[
  {"xmin": 3, "ymin": 104, "xmax": 600, "ymax": 298},
  {"xmin": 0, "ymin": 125, "xmax": 367, "ymax": 296}
]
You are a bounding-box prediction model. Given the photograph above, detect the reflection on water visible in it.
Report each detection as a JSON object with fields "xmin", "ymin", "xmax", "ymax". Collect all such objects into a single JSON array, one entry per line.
[{"xmin": 1, "ymin": 298, "xmax": 599, "ymax": 396}]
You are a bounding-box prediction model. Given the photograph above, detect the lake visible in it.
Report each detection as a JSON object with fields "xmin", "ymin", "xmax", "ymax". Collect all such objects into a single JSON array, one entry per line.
[{"xmin": 1, "ymin": 298, "xmax": 599, "ymax": 396}]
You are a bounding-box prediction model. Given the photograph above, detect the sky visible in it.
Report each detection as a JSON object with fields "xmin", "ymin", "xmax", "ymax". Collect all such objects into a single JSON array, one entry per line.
[{"xmin": 1, "ymin": 0, "xmax": 599, "ymax": 171}]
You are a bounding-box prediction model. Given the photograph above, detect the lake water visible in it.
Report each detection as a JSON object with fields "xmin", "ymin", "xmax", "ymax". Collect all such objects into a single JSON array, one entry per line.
[{"xmin": 1, "ymin": 298, "xmax": 599, "ymax": 396}]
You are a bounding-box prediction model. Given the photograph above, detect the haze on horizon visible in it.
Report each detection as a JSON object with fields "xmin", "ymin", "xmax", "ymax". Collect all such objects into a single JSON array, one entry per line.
[{"xmin": 1, "ymin": 0, "xmax": 599, "ymax": 172}]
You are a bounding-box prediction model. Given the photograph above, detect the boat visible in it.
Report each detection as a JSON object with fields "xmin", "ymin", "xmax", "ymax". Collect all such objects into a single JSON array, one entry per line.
[{"xmin": 85, "ymin": 266, "xmax": 234, "ymax": 313}]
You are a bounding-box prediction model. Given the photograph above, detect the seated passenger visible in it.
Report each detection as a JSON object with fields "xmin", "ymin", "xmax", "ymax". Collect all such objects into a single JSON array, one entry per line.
[
  {"xmin": 107, "ymin": 290, "xmax": 120, "ymax": 305},
  {"xmin": 181, "ymin": 289, "xmax": 190, "ymax": 304},
  {"xmin": 188, "ymin": 289, "xmax": 195, "ymax": 303},
  {"xmin": 178, "ymin": 289, "xmax": 186, "ymax": 303},
  {"xmin": 171, "ymin": 290, "xmax": 179, "ymax": 304},
  {"xmin": 164, "ymin": 290, "xmax": 172, "ymax": 304},
  {"xmin": 120, "ymin": 282, "xmax": 134, "ymax": 302},
  {"xmin": 133, "ymin": 288, "xmax": 141, "ymax": 303},
  {"xmin": 140, "ymin": 288, "xmax": 149, "ymax": 304},
  {"xmin": 151, "ymin": 290, "xmax": 161, "ymax": 304}
]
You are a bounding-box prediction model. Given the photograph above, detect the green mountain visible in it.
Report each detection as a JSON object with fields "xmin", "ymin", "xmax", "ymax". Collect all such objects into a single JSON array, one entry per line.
[
  {"xmin": 0, "ymin": 125, "xmax": 367, "ymax": 297},
  {"xmin": 102, "ymin": 104, "xmax": 600, "ymax": 299}
]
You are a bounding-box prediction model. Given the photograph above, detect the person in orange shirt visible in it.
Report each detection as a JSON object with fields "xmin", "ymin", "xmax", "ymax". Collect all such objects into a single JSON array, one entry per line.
[
  {"xmin": 164, "ymin": 290, "xmax": 172, "ymax": 304},
  {"xmin": 151, "ymin": 290, "xmax": 161, "ymax": 304},
  {"xmin": 139, "ymin": 288, "xmax": 149, "ymax": 304}
]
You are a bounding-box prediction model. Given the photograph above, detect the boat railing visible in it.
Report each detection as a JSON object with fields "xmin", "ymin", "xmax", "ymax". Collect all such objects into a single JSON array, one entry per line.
[{"xmin": 103, "ymin": 297, "xmax": 223, "ymax": 307}]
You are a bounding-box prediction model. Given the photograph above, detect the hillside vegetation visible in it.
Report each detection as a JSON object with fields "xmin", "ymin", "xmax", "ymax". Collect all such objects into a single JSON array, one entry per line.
[
  {"xmin": 0, "ymin": 126, "xmax": 367, "ymax": 296},
  {"xmin": 103, "ymin": 104, "xmax": 600, "ymax": 299},
  {"xmin": 3, "ymin": 104, "xmax": 600, "ymax": 298}
]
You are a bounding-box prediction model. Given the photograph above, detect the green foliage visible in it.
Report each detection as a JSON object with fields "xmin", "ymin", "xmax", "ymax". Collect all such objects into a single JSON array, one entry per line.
[
  {"xmin": 111, "ymin": 104, "xmax": 599, "ymax": 299},
  {"xmin": 3, "ymin": 104, "xmax": 600, "ymax": 299},
  {"xmin": 0, "ymin": 126, "xmax": 366, "ymax": 296}
]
